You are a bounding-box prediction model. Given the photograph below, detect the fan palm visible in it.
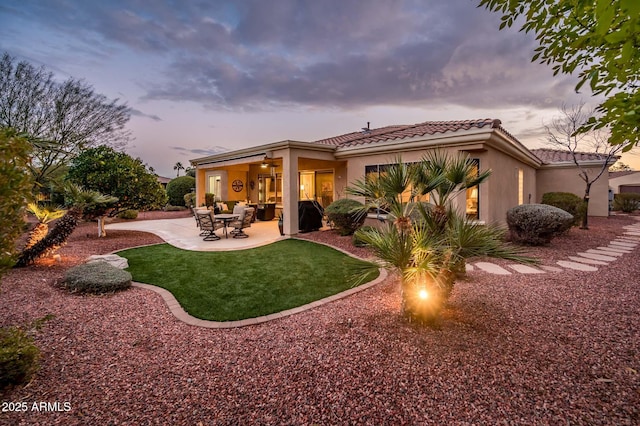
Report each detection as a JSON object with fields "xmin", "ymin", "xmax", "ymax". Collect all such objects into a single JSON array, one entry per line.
[{"xmin": 349, "ymin": 153, "xmax": 534, "ymax": 323}]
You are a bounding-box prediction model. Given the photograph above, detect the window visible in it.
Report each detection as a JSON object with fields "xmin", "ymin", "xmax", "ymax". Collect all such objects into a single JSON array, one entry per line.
[
  {"xmin": 518, "ymin": 168, "xmax": 524, "ymax": 205},
  {"xmin": 364, "ymin": 163, "xmax": 428, "ymax": 208},
  {"xmin": 208, "ymin": 175, "xmax": 223, "ymax": 201},
  {"xmin": 465, "ymin": 159, "xmax": 480, "ymax": 220}
]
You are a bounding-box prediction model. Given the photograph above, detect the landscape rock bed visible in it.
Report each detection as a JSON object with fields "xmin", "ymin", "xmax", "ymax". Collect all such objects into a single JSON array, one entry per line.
[{"xmin": 1, "ymin": 214, "xmax": 638, "ymax": 425}]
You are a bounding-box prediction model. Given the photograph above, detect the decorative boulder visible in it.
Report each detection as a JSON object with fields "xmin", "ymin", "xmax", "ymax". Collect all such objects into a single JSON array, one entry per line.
[{"xmin": 506, "ymin": 204, "xmax": 574, "ymax": 246}]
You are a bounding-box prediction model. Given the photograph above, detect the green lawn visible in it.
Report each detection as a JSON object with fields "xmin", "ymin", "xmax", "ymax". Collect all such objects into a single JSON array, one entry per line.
[{"xmin": 118, "ymin": 239, "xmax": 379, "ymax": 321}]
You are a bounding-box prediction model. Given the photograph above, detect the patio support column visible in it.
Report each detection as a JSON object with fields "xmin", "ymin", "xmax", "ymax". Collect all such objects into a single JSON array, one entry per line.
[{"xmin": 282, "ymin": 149, "xmax": 299, "ymax": 235}]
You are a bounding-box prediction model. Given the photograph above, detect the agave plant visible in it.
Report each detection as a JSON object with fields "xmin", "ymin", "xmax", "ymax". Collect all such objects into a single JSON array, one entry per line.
[
  {"xmin": 24, "ymin": 203, "xmax": 67, "ymax": 249},
  {"xmin": 348, "ymin": 153, "xmax": 534, "ymax": 323}
]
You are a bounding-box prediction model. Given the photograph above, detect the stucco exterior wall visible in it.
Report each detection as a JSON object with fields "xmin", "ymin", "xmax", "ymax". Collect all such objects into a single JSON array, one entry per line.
[
  {"xmin": 609, "ymin": 172, "xmax": 640, "ymax": 193},
  {"xmin": 536, "ymin": 166, "xmax": 609, "ymax": 216}
]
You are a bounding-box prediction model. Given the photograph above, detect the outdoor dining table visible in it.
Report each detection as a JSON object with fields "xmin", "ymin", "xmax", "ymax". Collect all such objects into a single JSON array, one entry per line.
[{"xmin": 214, "ymin": 213, "xmax": 240, "ymax": 238}]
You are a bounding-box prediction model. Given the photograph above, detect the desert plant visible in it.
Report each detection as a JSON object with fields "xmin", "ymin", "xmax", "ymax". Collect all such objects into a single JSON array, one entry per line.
[
  {"xmin": 15, "ymin": 184, "xmax": 116, "ymax": 267},
  {"xmin": 63, "ymin": 261, "xmax": 132, "ymax": 294},
  {"xmin": 166, "ymin": 176, "xmax": 195, "ymax": 206},
  {"xmin": 541, "ymin": 192, "xmax": 586, "ymax": 226},
  {"xmin": 506, "ymin": 204, "xmax": 574, "ymax": 246},
  {"xmin": 352, "ymin": 225, "xmax": 376, "ymax": 247},
  {"xmin": 0, "ymin": 326, "xmax": 40, "ymax": 389},
  {"xmin": 325, "ymin": 198, "xmax": 366, "ymax": 235},
  {"xmin": 117, "ymin": 209, "xmax": 139, "ymax": 219},
  {"xmin": 349, "ymin": 156, "xmax": 532, "ymax": 323},
  {"xmin": 613, "ymin": 193, "xmax": 640, "ymax": 213},
  {"xmin": 24, "ymin": 203, "xmax": 67, "ymax": 249}
]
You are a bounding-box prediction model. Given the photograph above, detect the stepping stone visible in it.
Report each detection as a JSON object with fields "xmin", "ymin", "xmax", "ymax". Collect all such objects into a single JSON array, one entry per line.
[
  {"xmin": 586, "ymin": 249, "xmax": 623, "ymax": 257},
  {"xmin": 506, "ymin": 264, "xmax": 545, "ymax": 274},
  {"xmin": 576, "ymin": 252, "xmax": 617, "ymax": 262},
  {"xmin": 474, "ymin": 262, "xmax": 512, "ymax": 275},
  {"xmin": 557, "ymin": 260, "xmax": 598, "ymax": 271},
  {"xmin": 624, "ymin": 232, "xmax": 640, "ymax": 237},
  {"xmin": 610, "ymin": 240, "xmax": 638, "ymax": 247},
  {"xmin": 568, "ymin": 256, "xmax": 608, "ymax": 265},
  {"xmin": 465, "ymin": 263, "xmax": 474, "ymax": 272},
  {"xmin": 541, "ymin": 265, "xmax": 563, "ymax": 272},
  {"xmin": 87, "ymin": 254, "xmax": 129, "ymax": 269},
  {"xmin": 601, "ymin": 246, "xmax": 633, "ymax": 253},
  {"xmin": 618, "ymin": 236, "xmax": 640, "ymax": 241}
]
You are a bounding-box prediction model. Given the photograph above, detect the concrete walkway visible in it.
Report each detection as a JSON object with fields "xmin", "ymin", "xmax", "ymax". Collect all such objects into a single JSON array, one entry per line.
[{"xmin": 466, "ymin": 219, "xmax": 640, "ymax": 275}]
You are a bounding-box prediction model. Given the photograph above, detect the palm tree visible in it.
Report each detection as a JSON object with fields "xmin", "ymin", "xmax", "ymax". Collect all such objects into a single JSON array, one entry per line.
[
  {"xmin": 24, "ymin": 203, "xmax": 67, "ymax": 249},
  {"xmin": 15, "ymin": 184, "xmax": 117, "ymax": 267},
  {"xmin": 173, "ymin": 162, "xmax": 184, "ymax": 177},
  {"xmin": 348, "ymin": 152, "xmax": 533, "ymax": 323}
]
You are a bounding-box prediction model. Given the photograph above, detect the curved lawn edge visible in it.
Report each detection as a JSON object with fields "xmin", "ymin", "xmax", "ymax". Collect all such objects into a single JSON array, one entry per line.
[
  {"xmin": 132, "ymin": 268, "xmax": 387, "ymax": 328},
  {"xmin": 115, "ymin": 237, "xmax": 387, "ymax": 328}
]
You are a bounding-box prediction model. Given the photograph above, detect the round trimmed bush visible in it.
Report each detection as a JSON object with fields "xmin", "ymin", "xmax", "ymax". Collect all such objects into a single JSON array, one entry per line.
[
  {"xmin": 64, "ymin": 261, "xmax": 132, "ymax": 294},
  {"xmin": 117, "ymin": 209, "xmax": 139, "ymax": 219},
  {"xmin": 326, "ymin": 198, "xmax": 366, "ymax": 236},
  {"xmin": 506, "ymin": 204, "xmax": 574, "ymax": 245},
  {"xmin": 541, "ymin": 192, "xmax": 585, "ymax": 226},
  {"xmin": 166, "ymin": 176, "xmax": 195, "ymax": 207},
  {"xmin": 0, "ymin": 326, "xmax": 40, "ymax": 389}
]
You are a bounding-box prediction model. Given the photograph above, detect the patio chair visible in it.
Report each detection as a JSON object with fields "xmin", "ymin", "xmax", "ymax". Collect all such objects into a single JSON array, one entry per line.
[
  {"xmin": 193, "ymin": 207, "xmax": 207, "ymax": 236},
  {"xmin": 196, "ymin": 211, "xmax": 224, "ymax": 241},
  {"xmin": 230, "ymin": 207, "xmax": 254, "ymax": 238}
]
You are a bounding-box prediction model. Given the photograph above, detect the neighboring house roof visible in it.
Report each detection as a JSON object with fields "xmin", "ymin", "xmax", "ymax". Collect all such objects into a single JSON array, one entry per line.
[
  {"xmin": 610, "ymin": 170, "xmax": 638, "ymax": 179},
  {"xmin": 157, "ymin": 176, "xmax": 172, "ymax": 185},
  {"xmin": 315, "ymin": 118, "xmax": 503, "ymax": 148},
  {"xmin": 531, "ymin": 148, "xmax": 615, "ymax": 165}
]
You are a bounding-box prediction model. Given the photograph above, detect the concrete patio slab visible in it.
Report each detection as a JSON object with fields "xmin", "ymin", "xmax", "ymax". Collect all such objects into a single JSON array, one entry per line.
[
  {"xmin": 106, "ymin": 217, "xmax": 285, "ymax": 251},
  {"xmin": 556, "ymin": 260, "xmax": 598, "ymax": 271},
  {"xmin": 506, "ymin": 264, "xmax": 545, "ymax": 274},
  {"xmin": 576, "ymin": 252, "xmax": 617, "ymax": 262},
  {"xmin": 474, "ymin": 262, "xmax": 511, "ymax": 275},
  {"xmin": 568, "ymin": 256, "xmax": 608, "ymax": 265}
]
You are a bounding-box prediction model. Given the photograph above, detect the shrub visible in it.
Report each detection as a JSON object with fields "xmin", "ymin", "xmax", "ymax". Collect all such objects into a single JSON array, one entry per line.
[
  {"xmin": 117, "ymin": 209, "xmax": 139, "ymax": 219},
  {"xmin": 352, "ymin": 225, "xmax": 376, "ymax": 247},
  {"xmin": 613, "ymin": 193, "xmax": 640, "ymax": 213},
  {"xmin": 165, "ymin": 205, "xmax": 187, "ymax": 211},
  {"xmin": 326, "ymin": 198, "xmax": 366, "ymax": 236},
  {"xmin": 63, "ymin": 261, "xmax": 132, "ymax": 294},
  {"xmin": 205, "ymin": 193, "xmax": 215, "ymax": 207},
  {"xmin": 506, "ymin": 204, "xmax": 574, "ymax": 245},
  {"xmin": 541, "ymin": 192, "xmax": 586, "ymax": 226},
  {"xmin": 184, "ymin": 192, "xmax": 196, "ymax": 208},
  {"xmin": 166, "ymin": 176, "xmax": 195, "ymax": 207},
  {"xmin": 0, "ymin": 326, "xmax": 40, "ymax": 389},
  {"xmin": 0, "ymin": 129, "xmax": 33, "ymax": 277}
]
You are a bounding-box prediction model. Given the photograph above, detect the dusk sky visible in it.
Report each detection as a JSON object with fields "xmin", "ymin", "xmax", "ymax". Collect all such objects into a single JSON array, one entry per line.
[{"xmin": 2, "ymin": 0, "xmax": 637, "ymax": 177}]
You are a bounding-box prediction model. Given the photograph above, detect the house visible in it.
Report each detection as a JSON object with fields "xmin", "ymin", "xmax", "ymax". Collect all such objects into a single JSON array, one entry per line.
[
  {"xmin": 609, "ymin": 170, "xmax": 640, "ymax": 194},
  {"xmin": 191, "ymin": 119, "xmax": 613, "ymax": 235},
  {"xmin": 156, "ymin": 176, "xmax": 172, "ymax": 189}
]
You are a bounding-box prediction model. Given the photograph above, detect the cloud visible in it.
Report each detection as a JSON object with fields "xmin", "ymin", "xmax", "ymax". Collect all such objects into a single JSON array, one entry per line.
[
  {"xmin": 170, "ymin": 146, "xmax": 229, "ymax": 156},
  {"xmin": 1, "ymin": 0, "xmax": 584, "ymax": 113},
  {"xmin": 129, "ymin": 108, "xmax": 162, "ymax": 121}
]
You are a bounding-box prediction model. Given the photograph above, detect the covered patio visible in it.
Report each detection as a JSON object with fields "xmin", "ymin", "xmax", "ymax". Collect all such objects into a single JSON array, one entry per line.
[{"xmin": 192, "ymin": 141, "xmax": 346, "ymax": 236}]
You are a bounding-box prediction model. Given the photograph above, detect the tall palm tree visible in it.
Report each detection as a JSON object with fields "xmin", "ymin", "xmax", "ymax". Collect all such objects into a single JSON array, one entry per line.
[
  {"xmin": 173, "ymin": 162, "xmax": 184, "ymax": 177},
  {"xmin": 348, "ymin": 153, "xmax": 533, "ymax": 323}
]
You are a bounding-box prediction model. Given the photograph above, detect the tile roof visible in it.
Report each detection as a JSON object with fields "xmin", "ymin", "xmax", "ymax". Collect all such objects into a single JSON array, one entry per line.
[
  {"xmin": 530, "ymin": 148, "xmax": 613, "ymax": 164},
  {"xmin": 610, "ymin": 170, "xmax": 639, "ymax": 178},
  {"xmin": 314, "ymin": 119, "xmax": 504, "ymax": 148}
]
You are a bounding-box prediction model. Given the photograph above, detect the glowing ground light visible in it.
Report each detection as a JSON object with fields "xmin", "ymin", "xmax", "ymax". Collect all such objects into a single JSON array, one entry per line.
[{"xmin": 418, "ymin": 289, "xmax": 429, "ymax": 300}]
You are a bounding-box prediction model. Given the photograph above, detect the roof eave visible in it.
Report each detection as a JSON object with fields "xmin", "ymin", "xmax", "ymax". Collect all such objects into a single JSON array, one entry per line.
[{"xmin": 191, "ymin": 140, "xmax": 336, "ymax": 166}]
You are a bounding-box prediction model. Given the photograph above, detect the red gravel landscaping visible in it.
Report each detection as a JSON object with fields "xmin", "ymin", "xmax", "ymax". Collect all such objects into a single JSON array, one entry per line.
[{"xmin": 1, "ymin": 214, "xmax": 638, "ymax": 425}]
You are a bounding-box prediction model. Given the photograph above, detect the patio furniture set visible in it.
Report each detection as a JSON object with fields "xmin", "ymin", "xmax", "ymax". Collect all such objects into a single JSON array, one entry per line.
[{"xmin": 193, "ymin": 205, "xmax": 255, "ymax": 241}]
